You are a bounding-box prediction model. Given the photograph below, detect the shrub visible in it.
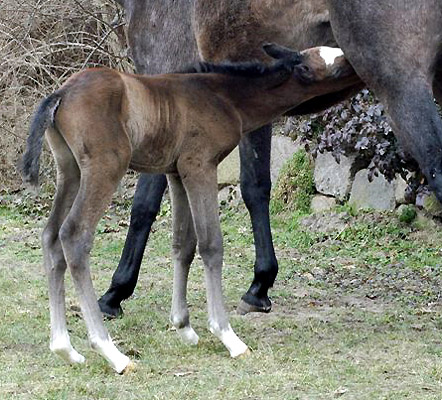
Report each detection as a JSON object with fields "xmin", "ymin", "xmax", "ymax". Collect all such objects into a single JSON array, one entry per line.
[
  {"xmin": 0, "ymin": 0, "xmax": 132, "ymax": 192},
  {"xmin": 271, "ymin": 149, "xmax": 314, "ymax": 214},
  {"xmin": 282, "ymin": 90, "xmax": 427, "ymax": 201}
]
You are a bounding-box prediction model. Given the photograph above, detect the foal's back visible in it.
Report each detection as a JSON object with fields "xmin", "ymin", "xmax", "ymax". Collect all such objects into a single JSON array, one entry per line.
[{"xmin": 55, "ymin": 68, "xmax": 242, "ymax": 174}]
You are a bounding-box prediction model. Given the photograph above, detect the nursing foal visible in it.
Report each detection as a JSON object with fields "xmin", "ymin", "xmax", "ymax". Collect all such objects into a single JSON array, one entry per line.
[{"xmin": 22, "ymin": 44, "xmax": 359, "ymax": 373}]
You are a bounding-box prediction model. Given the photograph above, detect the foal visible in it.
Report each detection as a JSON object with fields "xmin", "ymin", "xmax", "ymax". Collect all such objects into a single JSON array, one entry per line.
[{"xmin": 22, "ymin": 44, "xmax": 359, "ymax": 373}]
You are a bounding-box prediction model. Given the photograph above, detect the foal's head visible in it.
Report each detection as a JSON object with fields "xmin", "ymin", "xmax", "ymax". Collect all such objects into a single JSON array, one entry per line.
[{"xmin": 263, "ymin": 43, "xmax": 356, "ymax": 86}]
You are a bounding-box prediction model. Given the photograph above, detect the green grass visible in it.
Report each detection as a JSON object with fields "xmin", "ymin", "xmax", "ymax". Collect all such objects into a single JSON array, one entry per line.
[{"xmin": 0, "ymin": 197, "xmax": 441, "ymax": 399}]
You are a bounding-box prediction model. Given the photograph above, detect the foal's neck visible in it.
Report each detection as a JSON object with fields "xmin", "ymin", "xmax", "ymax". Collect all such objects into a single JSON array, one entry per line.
[{"xmin": 220, "ymin": 76, "xmax": 311, "ymax": 133}]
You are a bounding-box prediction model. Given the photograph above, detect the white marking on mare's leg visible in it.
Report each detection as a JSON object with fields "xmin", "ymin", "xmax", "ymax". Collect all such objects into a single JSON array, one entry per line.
[
  {"xmin": 176, "ymin": 326, "xmax": 199, "ymax": 345},
  {"xmin": 318, "ymin": 47, "xmax": 344, "ymax": 66},
  {"xmin": 90, "ymin": 335, "xmax": 130, "ymax": 374},
  {"xmin": 50, "ymin": 334, "xmax": 85, "ymax": 364},
  {"xmin": 209, "ymin": 322, "xmax": 248, "ymax": 358}
]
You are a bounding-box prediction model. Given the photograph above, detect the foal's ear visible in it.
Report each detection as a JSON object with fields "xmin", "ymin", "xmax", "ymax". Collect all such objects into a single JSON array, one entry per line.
[{"xmin": 263, "ymin": 43, "xmax": 301, "ymax": 63}]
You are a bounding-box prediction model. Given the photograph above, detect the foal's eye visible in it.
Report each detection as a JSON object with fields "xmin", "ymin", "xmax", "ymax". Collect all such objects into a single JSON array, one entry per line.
[{"xmin": 298, "ymin": 65, "xmax": 310, "ymax": 74}]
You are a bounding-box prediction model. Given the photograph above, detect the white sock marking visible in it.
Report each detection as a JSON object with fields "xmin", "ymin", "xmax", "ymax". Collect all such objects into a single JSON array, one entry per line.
[{"xmin": 318, "ymin": 47, "xmax": 344, "ymax": 66}]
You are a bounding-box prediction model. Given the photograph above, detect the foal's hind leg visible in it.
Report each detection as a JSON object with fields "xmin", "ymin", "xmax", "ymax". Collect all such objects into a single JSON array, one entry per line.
[
  {"xmin": 59, "ymin": 151, "xmax": 132, "ymax": 373},
  {"xmin": 179, "ymin": 162, "xmax": 248, "ymax": 357},
  {"xmin": 43, "ymin": 128, "xmax": 84, "ymax": 364},
  {"xmin": 167, "ymin": 174, "xmax": 199, "ymax": 345}
]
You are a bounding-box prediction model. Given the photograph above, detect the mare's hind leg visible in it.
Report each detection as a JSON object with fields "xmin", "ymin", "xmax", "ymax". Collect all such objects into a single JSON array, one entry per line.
[
  {"xmin": 329, "ymin": 1, "xmax": 442, "ymax": 199},
  {"xmin": 433, "ymin": 61, "xmax": 442, "ymax": 105},
  {"xmin": 98, "ymin": 173, "xmax": 168, "ymax": 318},
  {"xmin": 167, "ymin": 174, "xmax": 199, "ymax": 345},
  {"xmin": 179, "ymin": 161, "xmax": 248, "ymax": 357},
  {"xmin": 237, "ymin": 125, "xmax": 277, "ymax": 314},
  {"xmin": 60, "ymin": 149, "xmax": 132, "ymax": 373},
  {"xmin": 43, "ymin": 128, "xmax": 84, "ymax": 364}
]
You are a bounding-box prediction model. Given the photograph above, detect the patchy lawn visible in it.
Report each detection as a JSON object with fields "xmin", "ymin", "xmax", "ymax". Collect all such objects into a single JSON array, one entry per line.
[{"xmin": 0, "ymin": 195, "xmax": 441, "ymax": 399}]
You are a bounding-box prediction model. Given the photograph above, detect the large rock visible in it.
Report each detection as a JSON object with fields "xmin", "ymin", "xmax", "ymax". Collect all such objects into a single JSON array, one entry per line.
[
  {"xmin": 218, "ymin": 147, "xmax": 240, "ymax": 186},
  {"xmin": 314, "ymin": 152, "xmax": 356, "ymax": 200},
  {"xmin": 349, "ymin": 169, "xmax": 396, "ymax": 210},
  {"xmin": 270, "ymin": 135, "xmax": 302, "ymax": 183},
  {"xmin": 420, "ymin": 192, "xmax": 442, "ymax": 217},
  {"xmin": 218, "ymin": 135, "xmax": 302, "ymax": 187},
  {"xmin": 311, "ymin": 195, "xmax": 336, "ymax": 213}
]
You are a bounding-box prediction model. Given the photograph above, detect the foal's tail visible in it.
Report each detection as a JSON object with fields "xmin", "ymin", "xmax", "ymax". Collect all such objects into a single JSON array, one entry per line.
[{"xmin": 21, "ymin": 92, "xmax": 62, "ymax": 190}]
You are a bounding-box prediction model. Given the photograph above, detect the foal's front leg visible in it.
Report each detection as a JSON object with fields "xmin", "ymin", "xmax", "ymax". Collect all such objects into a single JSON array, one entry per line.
[
  {"xmin": 180, "ymin": 163, "xmax": 248, "ymax": 358},
  {"xmin": 167, "ymin": 174, "xmax": 199, "ymax": 345}
]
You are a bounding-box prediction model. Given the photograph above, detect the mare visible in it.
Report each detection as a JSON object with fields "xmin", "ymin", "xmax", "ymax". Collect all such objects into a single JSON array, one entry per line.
[
  {"xmin": 99, "ymin": 0, "xmax": 442, "ymax": 317},
  {"xmin": 21, "ymin": 45, "xmax": 360, "ymax": 373},
  {"xmin": 99, "ymin": 0, "xmax": 360, "ymax": 317}
]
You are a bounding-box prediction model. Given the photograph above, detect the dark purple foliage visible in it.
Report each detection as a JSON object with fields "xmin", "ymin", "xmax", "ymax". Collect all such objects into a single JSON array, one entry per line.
[{"xmin": 285, "ymin": 90, "xmax": 426, "ymax": 197}]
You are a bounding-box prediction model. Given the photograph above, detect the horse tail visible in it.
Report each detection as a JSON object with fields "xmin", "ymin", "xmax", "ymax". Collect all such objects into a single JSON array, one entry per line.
[{"xmin": 21, "ymin": 92, "xmax": 62, "ymax": 190}]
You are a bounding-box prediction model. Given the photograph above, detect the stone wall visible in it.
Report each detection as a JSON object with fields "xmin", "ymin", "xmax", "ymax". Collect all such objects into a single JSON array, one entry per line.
[{"xmin": 219, "ymin": 134, "xmax": 442, "ymax": 218}]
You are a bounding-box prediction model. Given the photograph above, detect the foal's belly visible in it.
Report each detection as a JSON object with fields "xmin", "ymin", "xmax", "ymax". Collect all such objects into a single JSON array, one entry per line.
[{"xmin": 128, "ymin": 132, "xmax": 180, "ymax": 174}]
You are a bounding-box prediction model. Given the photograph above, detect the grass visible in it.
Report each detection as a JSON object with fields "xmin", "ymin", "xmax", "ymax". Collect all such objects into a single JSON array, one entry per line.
[{"xmin": 0, "ymin": 195, "xmax": 441, "ymax": 399}]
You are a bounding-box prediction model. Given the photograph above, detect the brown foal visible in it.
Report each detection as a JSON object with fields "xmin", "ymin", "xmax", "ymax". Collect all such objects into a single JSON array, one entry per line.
[{"xmin": 21, "ymin": 44, "xmax": 360, "ymax": 373}]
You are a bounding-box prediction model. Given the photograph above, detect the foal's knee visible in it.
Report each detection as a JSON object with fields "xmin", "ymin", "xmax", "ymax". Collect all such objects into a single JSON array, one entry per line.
[
  {"xmin": 172, "ymin": 240, "xmax": 197, "ymax": 266},
  {"xmin": 198, "ymin": 236, "xmax": 223, "ymax": 266},
  {"xmin": 42, "ymin": 225, "xmax": 67, "ymax": 271}
]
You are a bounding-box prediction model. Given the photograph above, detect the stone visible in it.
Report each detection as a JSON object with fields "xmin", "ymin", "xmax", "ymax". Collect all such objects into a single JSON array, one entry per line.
[
  {"xmin": 394, "ymin": 174, "xmax": 409, "ymax": 205},
  {"xmin": 421, "ymin": 192, "xmax": 442, "ymax": 217},
  {"xmin": 217, "ymin": 135, "xmax": 302, "ymax": 187},
  {"xmin": 218, "ymin": 185, "xmax": 242, "ymax": 206},
  {"xmin": 314, "ymin": 152, "xmax": 355, "ymax": 200},
  {"xmin": 218, "ymin": 147, "xmax": 240, "ymax": 186},
  {"xmin": 310, "ymin": 195, "xmax": 336, "ymax": 213},
  {"xmin": 270, "ymin": 135, "xmax": 302, "ymax": 184},
  {"xmin": 349, "ymin": 169, "xmax": 396, "ymax": 211}
]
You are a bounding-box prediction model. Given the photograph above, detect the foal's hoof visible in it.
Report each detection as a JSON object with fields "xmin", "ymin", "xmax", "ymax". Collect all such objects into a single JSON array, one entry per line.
[
  {"xmin": 98, "ymin": 297, "xmax": 124, "ymax": 319},
  {"xmin": 120, "ymin": 361, "xmax": 137, "ymax": 375},
  {"xmin": 237, "ymin": 298, "xmax": 272, "ymax": 315},
  {"xmin": 234, "ymin": 347, "xmax": 251, "ymax": 359}
]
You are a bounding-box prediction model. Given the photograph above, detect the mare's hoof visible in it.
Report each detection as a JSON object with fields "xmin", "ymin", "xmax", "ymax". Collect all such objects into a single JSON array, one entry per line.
[
  {"xmin": 237, "ymin": 298, "xmax": 272, "ymax": 315},
  {"xmin": 98, "ymin": 297, "xmax": 124, "ymax": 319},
  {"xmin": 120, "ymin": 361, "xmax": 137, "ymax": 375}
]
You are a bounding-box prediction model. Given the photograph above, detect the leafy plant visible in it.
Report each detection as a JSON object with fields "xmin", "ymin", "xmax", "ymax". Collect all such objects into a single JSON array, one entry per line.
[{"xmin": 271, "ymin": 149, "xmax": 314, "ymax": 214}]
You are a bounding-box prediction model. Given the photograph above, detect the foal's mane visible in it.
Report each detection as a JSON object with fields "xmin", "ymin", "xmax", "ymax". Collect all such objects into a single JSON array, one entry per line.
[{"xmin": 180, "ymin": 59, "xmax": 297, "ymax": 79}]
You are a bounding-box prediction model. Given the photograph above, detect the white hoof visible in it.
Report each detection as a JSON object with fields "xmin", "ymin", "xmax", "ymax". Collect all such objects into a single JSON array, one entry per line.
[{"xmin": 177, "ymin": 326, "xmax": 199, "ymax": 345}]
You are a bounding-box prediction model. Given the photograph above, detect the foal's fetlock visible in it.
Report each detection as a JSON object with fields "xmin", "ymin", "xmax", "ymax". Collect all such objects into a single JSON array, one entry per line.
[
  {"xmin": 176, "ymin": 326, "xmax": 199, "ymax": 345},
  {"xmin": 209, "ymin": 322, "xmax": 248, "ymax": 358},
  {"xmin": 50, "ymin": 337, "xmax": 85, "ymax": 364},
  {"xmin": 171, "ymin": 315, "xmax": 199, "ymax": 345}
]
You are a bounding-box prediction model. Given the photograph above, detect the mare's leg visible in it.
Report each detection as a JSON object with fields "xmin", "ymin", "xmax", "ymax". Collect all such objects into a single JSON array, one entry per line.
[
  {"xmin": 433, "ymin": 61, "xmax": 442, "ymax": 105},
  {"xmin": 60, "ymin": 149, "xmax": 132, "ymax": 373},
  {"xmin": 329, "ymin": 1, "xmax": 442, "ymax": 199},
  {"xmin": 167, "ymin": 174, "xmax": 199, "ymax": 345},
  {"xmin": 237, "ymin": 124, "xmax": 277, "ymax": 314},
  {"xmin": 98, "ymin": 173, "xmax": 167, "ymax": 318},
  {"xmin": 180, "ymin": 162, "xmax": 248, "ymax": 357},
  {"xmin": 43, "ymin": 128, "xmax": 84, "ymax": 364}
]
